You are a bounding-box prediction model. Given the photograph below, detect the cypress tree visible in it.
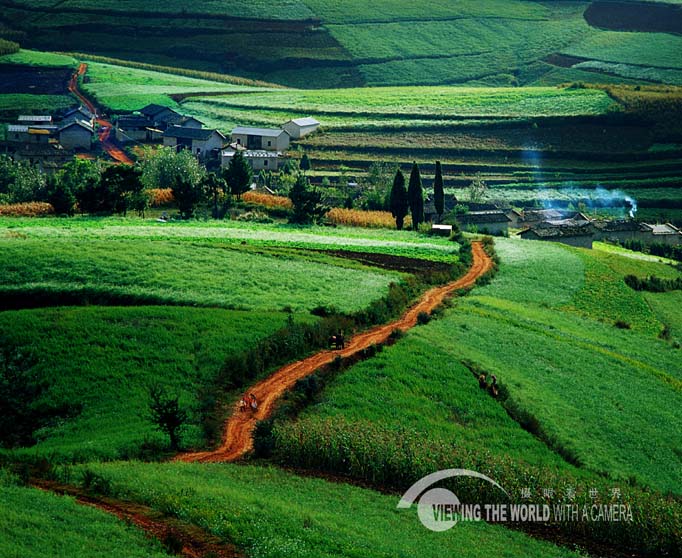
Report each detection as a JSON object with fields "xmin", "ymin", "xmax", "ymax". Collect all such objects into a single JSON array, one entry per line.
[
  {"xmin": 407, "ymin": 162, "xmax": 424, "ymax": 230},
  {"xmin": 389, "ymin": 169, "xmax": 408, "ymax": 230},
  {"xmin": 434, "ymin": 160, "xmax": 444, "ymax": 222}
]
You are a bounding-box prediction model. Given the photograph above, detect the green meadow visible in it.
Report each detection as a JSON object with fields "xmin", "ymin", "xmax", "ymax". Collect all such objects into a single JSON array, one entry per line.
[{"xmin": 61, "ymin": 462, "xmax": 581, "ymax": 558}]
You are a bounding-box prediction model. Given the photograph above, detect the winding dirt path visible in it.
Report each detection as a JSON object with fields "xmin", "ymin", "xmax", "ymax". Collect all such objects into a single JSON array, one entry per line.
[
  {"xmin": 31, "ymin": 480, "xmax": 241, "ymax": 558},
  {"xmin": 68, "ymin": 63, "xmax": 134, "ymax": 164},
  {"xmin": 177, "ymin": 242, "xmax": 492, "ymax": 463}
]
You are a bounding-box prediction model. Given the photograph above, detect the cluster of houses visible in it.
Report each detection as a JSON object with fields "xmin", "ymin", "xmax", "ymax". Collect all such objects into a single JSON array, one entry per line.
[
  {"xmin": 432, "ymin": 201, "xmax": 681, "ymax": 248},
  {"xmin": 1, "ymin": 106, "xmax": 96, "ymax": 170},
  {"xmin": 114, "ymin": 104, "xmax": 319, "ymax": 171}
]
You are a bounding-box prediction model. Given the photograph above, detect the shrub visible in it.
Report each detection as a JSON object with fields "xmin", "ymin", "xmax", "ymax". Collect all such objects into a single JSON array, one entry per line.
[
  {"xmin": 0, "ymin": 202, "xmax": 53, "ymax": 217},
  {"xmin": 416, "ymin": 311, "xmax": 430, "ymax": 325},
  {"xmin": 614, "ymin": 320, "xmax": 632, "ymax": 330}
]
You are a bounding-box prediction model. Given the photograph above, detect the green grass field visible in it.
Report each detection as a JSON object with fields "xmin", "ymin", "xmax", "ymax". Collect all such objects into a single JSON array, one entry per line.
[
  {"xmin": 0, "ymin": 306, "xmax": 294, "ymax": 461},
  {"xmin": 0, "ymin": 231, "xmax": 400, "ymax": 313},
  {"xmin": 0, "ymin": 94, "xmax": 74, "ymax": 115},
  {"xmin": 0, "ymin": 475, "xmax": 168, "ymax": 558},
  {"xmin": 286, "ymin": 238, "xmax": 682, "ymax": 494},
  {"xmin": 2, "ymin": 1, "xmax": 680, "ymax": 87},
  {"xmin": 0, "ymin": 49, "xmax": 77, "ymax": 68},
  {"xmin": 62, "ymin": 462, "xmax": 581, "ymax": 558}
]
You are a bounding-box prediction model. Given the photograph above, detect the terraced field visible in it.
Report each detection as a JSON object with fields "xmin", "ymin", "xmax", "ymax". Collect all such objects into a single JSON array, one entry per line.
[{"xmin": 2, "ymin": 0, "xmax": 682, "ymax": 88}]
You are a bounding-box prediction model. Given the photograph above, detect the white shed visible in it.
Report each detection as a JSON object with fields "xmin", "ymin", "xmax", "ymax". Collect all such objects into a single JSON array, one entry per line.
[{"xmin": 282, "ymin": 117, "xmax": 320, "ymax": 139}]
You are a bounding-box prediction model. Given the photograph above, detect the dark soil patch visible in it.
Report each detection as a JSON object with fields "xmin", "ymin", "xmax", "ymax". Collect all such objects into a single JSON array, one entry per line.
[
  {"xmin": 585, "ymin": 1, "xmax": 682, "ymax": 35},
  {"xmin": 543, "ymin": 53, "xmax": 589, "ymax": 68},
  {"xmin": 0, "ymin": 64, "xmax": 71, "ymax": 95}
]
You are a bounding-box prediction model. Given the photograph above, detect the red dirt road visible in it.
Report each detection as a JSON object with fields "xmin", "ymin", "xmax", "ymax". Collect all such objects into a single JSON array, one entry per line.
[
  {"xmin": 32, "ymin": 480, "xmax": 241, "ymax": 558},
  {"xmin": 68, "ymin": 63, "xmax": 133, "ymax": 164},
  {"xmin": 177, "ymin": 242, "xmax": 492, "ymax": 463}
]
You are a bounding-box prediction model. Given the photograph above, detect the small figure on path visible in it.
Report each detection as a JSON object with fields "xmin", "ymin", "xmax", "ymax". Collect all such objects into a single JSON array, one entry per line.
[
  {"xmin": 478, "ymin": 372, "xmax": 488, "ymax": 390},
  {"xmin": 489, "ymin": 375, "xmax": 499, "ymax": 398},
  {"xmin": 250, "ymin": 393, "xmax": 258, "ymax": 411},
  {"xmin": 238, "ymin": 398, "xmax": 247, "ymax": 413}
]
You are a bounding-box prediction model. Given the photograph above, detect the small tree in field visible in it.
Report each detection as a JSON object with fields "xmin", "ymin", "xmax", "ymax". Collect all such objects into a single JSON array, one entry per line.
[
  {"xmin": 223, "ymin": 150, "xmax": 252, "ymax": 200},
  {"xmin": 389, "ymin": 168, "xmax": 408, "ymax": 230},
  {"xmin": 407, "ymin": 162, "xmax": 424, "ymax": 230},
  {"xmin": 299, "ymin": 153, "xmax": 311, "ymax": 174},
  {"xmin": 45, "ymin": 175, "xmax": 76, "ymax": 216},
  {"xmin": 148, "ymin": 386, "xmax": 188, "ymax": 451},
  {"xmin": 173, "ymin": 177, "xmax": 205, "ymax": 219},
  {"xmin": 202, "ymin": 172, "xmax": 226, "ymax": 219},
  {"xmin": 434, "ymin": 160, "xmax": 444, "ymax": 222},
  {"xmin": 288, "ymin": 174, "xmax": 328, "ymax": 225},
  {"xmin": 468, "ymin": 172, "xmax": 487, "ymax": 204}
]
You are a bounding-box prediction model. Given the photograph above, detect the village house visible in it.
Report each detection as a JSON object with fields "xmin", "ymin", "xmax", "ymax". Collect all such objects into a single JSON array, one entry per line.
[
  {"xmin": 62, "ymin": 106, "xmax": 95, "ymax": 128},
  {"xmin": 282, "ymin": 117, "xmax": 320, "ymax": 139},
  {"xmin": 222, "ymin": 148, "xmax": 283, "ymax": 171},
  {"xmin": 423, "ymin": 194, "xmax": 457, "ymax": 223},
  {"xmin": 6, "ymin": 124, "xmax": 53, "ymax": 145},
  {"xmin": 519, "ymin": 220, "xmax": 596, "ymax": 249},
  {"xmin": 58, "ymin": 120, "xmax": 94, "ymax": 151},
  {"xmin": 139, "ymin": 104, "xmax": 180, "ymax": 127},
  {"xmin": 457, "ymin": 210, "xmax": 511, "ymax": 235},
  {"xmin": 163, "ymin": 126, "xmax": 226, "ymax": 161},
  {"xmin": 640, "ymin": 223, "xmax": 682, "ymax": 246},
  {"xmin": 505, "ymin": 208, "xmax": 524, "ymax": 228},
  {"xmin": 115, "ymin": 114, "xmax": 157, "ymax": 143},
  {"xmin": 521, "ymin": 209, "xmax": 590, "ymax": 226},
  {"xmin": 231, "ymin": 126, "xmax": 290, "ymax": 151}
]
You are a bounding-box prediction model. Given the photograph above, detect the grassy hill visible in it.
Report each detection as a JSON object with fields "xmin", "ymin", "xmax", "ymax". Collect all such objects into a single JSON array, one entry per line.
[{"xmin": 1, "ymin": 0, "xmax": 682, "ymax": 88}]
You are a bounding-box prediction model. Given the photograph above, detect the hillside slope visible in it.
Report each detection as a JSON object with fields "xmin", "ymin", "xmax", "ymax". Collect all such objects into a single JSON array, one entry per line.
[{"xmin": 1, "ymin": 0, "xmax": 681, "ymax": 87}]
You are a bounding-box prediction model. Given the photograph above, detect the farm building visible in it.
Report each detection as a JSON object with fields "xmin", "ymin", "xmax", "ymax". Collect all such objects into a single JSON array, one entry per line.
[
  {"xmin": 519, "ymin": 220, "xmax": 596, "ymax": 248},
  {"xmin": 163, "ymin": 126, "xmax": 226, "ymax": 161},
  {"xmin": 640, "ymin": 223, "xmax": 682, "ymax": 246},
  {"xmin": 58, "ymin": 120, "xmax": 94, "ymax": 151},
  {"xmin": 222, "ymin": 148, "xmax": 284, "ymax": 171},
  {"xmin": 139, "ymin": 104, "xmax": 179, "ymax": 126},
  {"xmin": 115, "ymin": 115, "xmax": 159, "ymax": 143},
  {"xmin": 505, "ymin": 208, "xmax": 524, "ymax": 228},
  {"xmin": 282, "ymin": 117, "xmax": 320, "ymax": 139},
  {"xmin": 593, "ymin": 219, "xmax": 644, "ymax": 243},
  {"xmin": 424, "ymin": 194, "xmax": 457, "ymax": 223},
  {"xmin": 521, "ymin": 209, "xmax": 590, "ymax": 226},
  {"xmin": 457, "ymin": 210, "xmax": 511, "ymax": 235},
  {"xmin": 6, "ymin": 125, "xmax": 53, "ymax": 144},
  {"xmin": 62, "ymin": 106, "xmax": 95, "ymax": 127},
  {"xmin": 431, "ymin": 224, "xmax": 453, "ymax": 237},
  {"xmin": 17, "ymin": 115, "xmax": 53, "ymax": 125},
  {"xmin": 231, "ymin": 127, "xmax": 290, "ymax": 151}
]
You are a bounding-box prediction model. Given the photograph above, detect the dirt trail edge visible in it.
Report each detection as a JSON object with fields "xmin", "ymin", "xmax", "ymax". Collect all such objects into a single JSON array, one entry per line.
[
  {"xmin": 31, "ymin": 480, "xmax": 241, "ymax": 558},
  {"xmin": 178, "ymin": 241, "xmax": 492, "ymax": 463},
  {"xmin": 68, "ymin": 63, "xmax": 134, "ymax": 164}
]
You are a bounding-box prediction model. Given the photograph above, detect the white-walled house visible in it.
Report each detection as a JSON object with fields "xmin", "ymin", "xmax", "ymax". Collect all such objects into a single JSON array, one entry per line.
[
  {"xmin": 282, "ymin": 117, "xmax": 320, "ymax": 139},
  {"xmin": 163, "ymin": 126, "xmax": 226, "ymax": 160},
  {"xmin": 222, "ymin": 148, "xmax": 283, "ymax": 171},
  {"xmin": 231, "ymin": 126, "xmax": 290, "ymax": 151}
]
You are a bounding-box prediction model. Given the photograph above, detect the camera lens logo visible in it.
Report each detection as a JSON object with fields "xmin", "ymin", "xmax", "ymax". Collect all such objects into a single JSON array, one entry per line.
[{"xmin": 397, "ymin": 469, "xmax": 508, "ymax": 532}]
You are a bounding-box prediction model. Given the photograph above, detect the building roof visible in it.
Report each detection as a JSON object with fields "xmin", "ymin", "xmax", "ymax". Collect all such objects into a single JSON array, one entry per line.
[
  {"xmin": 64, "ymin": 106, "xmax": 94, "ymax": 118},
  {"xmin": 641, "ymin": 223, "xmax": 681, "ymax": 235},
  {"xmin": 28, "ymin": 128, "xmax": 51, "ymax": 135},
  {"xmin": 593, "ymin": 219, "xmax": 642, "ymax": 232},
  {"xmin": 117, "ymin": 115, "xmax": 151, "ymax": 128},
  {"xmin": 8, "ymin": 125, "xmax": 29, "ymax": 133},
  {"xmin": 164, "ymin": 126, "xmax": 225, "ymax": 141},
  {"xmin": 232, "ymin": 126, "xmax": 288, "ymax": 138},
  {"xmin": 223, "ymin": 149, "xmax": 282, "ymax": 159},
  {"xmin": 521, "ymin": 220, "xmax": 595, "ymax": 238},
  {"xmin": 139, "ymin": 104, "xmax": 177, "ymax": 118},
  {"xmin": 157, "ymin": 113, "xmax": 204, "ymax": 127},
  {"xmin": 424, "ymin": 195, "xmax": 457, "ymax": 215},
  {"xmin": 286, "ymin": 117, "xmax": 320, "ymax": 127},
  {"xmin": 18, "ymin": 115, "xmax": 52, "ymax": 123},
  {"xmin": 457, "ymin": 210, "xmax": 511, "ymax": 224},
  {"xmin": 59, "ymin": 119, "xmax": 94, "ymax": 133}
]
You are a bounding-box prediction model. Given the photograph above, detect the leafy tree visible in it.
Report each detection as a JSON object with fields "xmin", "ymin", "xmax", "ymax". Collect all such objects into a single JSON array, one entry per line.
[
  {"xmin": 223, "ymin": 150, "xmax": 252, "ymax": 200},
  {"xmin": 45, "ymin": 174, "xmax": 75, "ymax": 216},
  {"xmin": 0, "ymin": 345, "xmax": 79, "ymax": 449},
  {"xmin": 202, "ymin": 172, "xmax": 227, "ymax": 219},
  {"xmin": 173, "ymin": 177, "xmax": 205, "ymax": 219},
  {"xmin": 407, "ymin": 162, "xmax": 424, "ymax": 230},
  {"xmin": 289, "ymin": 174, "xmax": 328, "ymax": 225},
  {"xmin": 148, "ymin": 386, "xmax": 188, "ymax": 451},
  {"xmin": 389, "ymin": 168, "xmax": 409, "ymax": 230},
  {"xmin": 0, "ymin": 155, "xmax": 47, "ymax": 203},
  {"xmin": 60, "ymin": 159, "xmax": 102, "ymax": 214},
  {"xmin": 100, "ymin": 164, "xmax": 145, "ymax": 216},
  {"xmin": 140, "ymin": 146, "xmax": 205, "ymax": 193},
  {"xmin": 434, "ymin": 160, "xmax": 444, "ymax": 222},
  {"xmin": 299, "ymin": 153, "xmax": 311, "ymax": 174},
  {"xmin": 468, "ymin": 172, "xmax": 487, "ymax": 204}
]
